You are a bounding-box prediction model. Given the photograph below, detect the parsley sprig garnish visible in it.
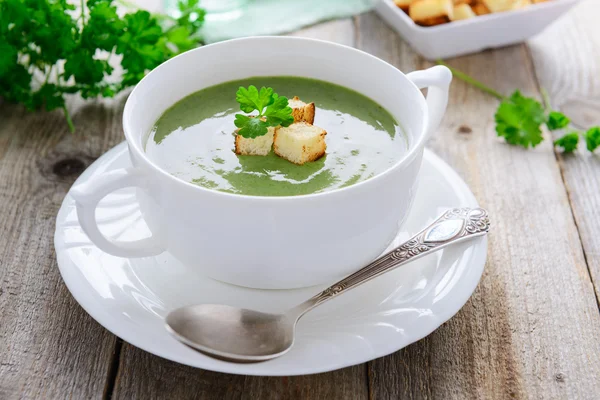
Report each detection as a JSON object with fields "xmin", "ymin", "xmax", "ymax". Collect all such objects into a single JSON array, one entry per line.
[
  {"xmin": 438, "ymin": 61, "xmax": 600, "ymax": 154},
  {"xmin": 0, "ymin": 0, "xmax": 205, "ymax": 132},
  {"xmin": 234, "ymin": 85, "xmax": 294, "ymax": 138}
]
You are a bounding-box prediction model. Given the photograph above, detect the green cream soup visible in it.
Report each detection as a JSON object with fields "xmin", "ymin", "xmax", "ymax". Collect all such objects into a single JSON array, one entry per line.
[{"xmin": 145, "ymin": 77, "xmax": 408, "ymax": 196}]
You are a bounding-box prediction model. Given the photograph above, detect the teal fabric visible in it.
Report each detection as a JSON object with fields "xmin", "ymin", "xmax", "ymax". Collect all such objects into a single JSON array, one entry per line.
[{"xmin": 199, "ymin": 0, "xmax": 376, "ymax": 43}]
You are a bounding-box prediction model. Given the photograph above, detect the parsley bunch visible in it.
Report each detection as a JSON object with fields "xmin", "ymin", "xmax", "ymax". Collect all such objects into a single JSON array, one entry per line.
[
  {"xmin": 438, "ymin": 61, "xmax": 600, "ymax": 154},
  {"xmin": 0, "ymin": 0, "xmax": 205, "ymax": 131},
  {"xmin": 234, "ymin": 85, "xmax": 294, "ymax": 138}
]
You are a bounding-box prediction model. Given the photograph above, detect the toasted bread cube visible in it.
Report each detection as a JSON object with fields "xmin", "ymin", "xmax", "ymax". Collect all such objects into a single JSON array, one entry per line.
[
  {"xmin": 394, "ymin": 0, "xmax": 415, "ymax": 10},
  {"xmin": 273, "ymin": 122, "xmax": 327, "ymax": 165},
  {"xmin": 511, "ymin": 0, "xmax": 530, "ymax": 9},
  {"xmin": 409, "ymin": 0, "xmax": 453, "ymax": 25},
  {"xmin": 482, "ymin": 0, "xmax": 524, "ymax": 12},
  {"xmin": 288, "ymin": 96, "xmax": 315, "ymax": 124},
  {"xmin": 472, "ymin": 2, "xmax": 491, "ymax": 14},
  {"xmin": 451, "ymin": 3, "xmax": 476, "ymax": 19},
  {"xmin": 418, "ymin": 16, "xmax": 450, "ymax": 26},
  {"xmin": 234, "ymin": 126, "xmax": 275, "ymax": 156},
  {"xmin": 453, "ymin": 0, "xmax": 474, "ymax": 4}
]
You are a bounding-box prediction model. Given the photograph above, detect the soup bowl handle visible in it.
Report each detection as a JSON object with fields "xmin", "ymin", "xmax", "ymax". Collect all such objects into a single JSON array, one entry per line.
[
  {"xmin": 70, "ymin": 168, "xmax": 166, "ymax": 257},
  {"xmin": 406, "ymin": 65, "xmax": 452, "ymax": 140}
]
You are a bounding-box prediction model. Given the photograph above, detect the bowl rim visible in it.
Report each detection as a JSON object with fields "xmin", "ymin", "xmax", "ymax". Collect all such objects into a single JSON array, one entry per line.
[
  {"xmin": 123, "ymin": 36, "xmax": 430, "ymax": 201},
  {"xmin": 381, "ymin": 0, "xmax": 581, "ymax": 33}
]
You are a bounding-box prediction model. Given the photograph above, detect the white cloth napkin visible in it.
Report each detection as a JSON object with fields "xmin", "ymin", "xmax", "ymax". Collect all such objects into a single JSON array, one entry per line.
[{"xmin": 198, "ymin": 0, "xmax": 376, "ymax": 43}]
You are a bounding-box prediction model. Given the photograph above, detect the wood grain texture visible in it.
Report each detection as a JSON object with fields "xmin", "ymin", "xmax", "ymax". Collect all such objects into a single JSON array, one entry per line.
[
  {"xmin": 288, "ymin": 17, "xmax": 355, "ymax": 46},
  {"xmin": 0, "ymin": 97, "xmax": 126, "ymax": 399},
  {"xmin": 528, "ymin": 0, "xmax": 600, "ymax": 305},
  {"xmin": 3, "ymin": 7, "xmax": 600, "ymax": 400},
  {"xmin": 357, "ymin": 10, "xmax": 600, "ymax": 399},
  {"xmin": 113, "ymin": 344, "xmax": 368, "ymax": 400},
  {"xmin": 109, "ymin": 19, "xmax": 369, "ymax": 400}
]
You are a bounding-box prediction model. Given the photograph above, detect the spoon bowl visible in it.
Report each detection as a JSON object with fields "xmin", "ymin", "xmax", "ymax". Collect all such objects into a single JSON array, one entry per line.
[
  {"xmin": 166, "ymin": 208, "xmax": 490, "ymax": 363},
  {"xmin": 166, "ymin": 305, "xmax": 296, "ymax": 362}
]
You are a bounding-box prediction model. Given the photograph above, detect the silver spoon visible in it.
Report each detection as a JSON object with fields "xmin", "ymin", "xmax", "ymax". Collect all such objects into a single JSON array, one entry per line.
[{"xmin": 165, "ymin": 207, "xmax": 490, "ymax": 363}]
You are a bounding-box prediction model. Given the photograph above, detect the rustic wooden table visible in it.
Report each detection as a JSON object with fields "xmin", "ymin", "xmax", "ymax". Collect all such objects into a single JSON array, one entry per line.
[{"xmin": 2, "ymin": 2, "xmax": 600, "ymax": 399}]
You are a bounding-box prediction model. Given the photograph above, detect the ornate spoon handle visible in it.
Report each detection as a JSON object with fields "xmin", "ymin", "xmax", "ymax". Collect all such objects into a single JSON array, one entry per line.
[{"xmin": 290, "ymin": 208, "xmax": 490, "ymax": 317}]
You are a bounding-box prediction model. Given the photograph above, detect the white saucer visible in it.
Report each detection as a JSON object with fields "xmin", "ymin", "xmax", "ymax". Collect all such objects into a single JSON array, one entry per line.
[{"xmin": 55, "ymin": 142, "xmax": 487, "ymax": 376}]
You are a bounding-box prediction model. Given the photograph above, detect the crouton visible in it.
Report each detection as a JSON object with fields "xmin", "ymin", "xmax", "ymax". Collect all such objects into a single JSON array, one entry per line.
[
  {"xmin": 451, "ymin": 3, "xmax": 476, "ymax": 19},
  {"xmin": 409, "ymin": 0, "xmax": 453, "ymax": 26},
  {"xmin": 453, "ymin": 0, "xmax": 474, "ymax": 4},
  {"xmin": 394, "ymin": 0, "xmax": 415, "ymax": 11},
  {"xmin": 472, "ymin": 2, "xmax": 491, "ymax": 14},
  {"xmin": 418, "ymin": 16, "xmax": 450, "ymax": 26},
  {"xmin": 288, "ymin": 96, "xmax": 316, "ymax": 124},
  {"xmin": 482, "ymin": 0, "xmax": 523, "ymax": 12},
  {"xmin": 234, "ymin": 126, "xmax": 275, "ymax": 156},
  {"xmin": 511, "ymin": 0, "xmax": 531, "ymax": 9},
  {"xmin": 273, "ymin": 122, "xmax": 327, "ymax": 165}
]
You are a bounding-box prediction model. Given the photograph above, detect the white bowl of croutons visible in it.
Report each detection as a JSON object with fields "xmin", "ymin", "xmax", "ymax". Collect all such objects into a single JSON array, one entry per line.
[{"xmin": 375, "ymin": 0, "xmax": 580, "ymax": 59}]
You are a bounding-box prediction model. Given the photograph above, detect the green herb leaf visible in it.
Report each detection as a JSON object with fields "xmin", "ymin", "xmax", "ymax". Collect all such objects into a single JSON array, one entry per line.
[
  {"xmin": 84, "ymin": 1, "xmax": 124, "ymax": 51},
  {"xmin": 234, "ymin": 114, "xmax": 269, "ymax": 138},
  {"xmin": 585, "ymin": 127, "xmax": 600, "ymax": 152},
  {"xmin": 234, "ymin": 86, "xmax": 294, "ymax": 138},
  {"xmin": 236, "ymin": 85, "xmax": 261, "ymax": 113},
  {"xmin": 176, "ymin": 0, "xmax": 206, "ymax": 33},
  {"xmin": 235, "ymin": 86, "xmax": 275, "ymax": 114},
  {"xmin": 0, "ymin": 41, "xmax": 17, "ymax": 77},
  {"xmin": 547, "ymin": 111, "xmax": 570, "ymax": 131},
  {"xmin": 264, "ymin": 94, "xmax": 294, "ymax": 127},
  {"xmin": 233, "ymin": 113, "xmax": 252, "ymax": 128},
  {"xmin": 554, "ymin": 132, "xmax": 579, "ymax": 153},
  {"xmin": 495, "ymin": 90, "xmax": 546, "ymax": 148},
  {"xmin": 438, "ymin": 60, "xmax": 600, "ymax": 156},
  {"xmin": 64, "ymin": 49, "xmax": 106, "ymax": 86},
  {"xmin": 0, "ymin": 0, "xmax": 205, "ymax": 131}
]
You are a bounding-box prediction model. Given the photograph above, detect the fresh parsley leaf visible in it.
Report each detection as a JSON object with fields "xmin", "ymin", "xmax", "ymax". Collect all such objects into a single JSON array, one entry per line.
[
  {"xmin": 164, "ymin": 25, "xmax": 195, "ymax": 53},
  {"xmin": 554, "ymin": 132, "xmax": 579, "ymax": 153},
  {"xmin": 176, "ymin": 0, "xmax": 206, "ymax": 33},
  {"xmin": 116, "ymin": 10, "xmax": 165, "ymax": 84},
  {"xmin": 236, "ymin": 85, "xmax": 261, "ymax": 113},
  {"xmin": 234, "ymin": 86, "xmax": 294, "ymax": 138},
  {"xmin": 585, "ymin": 127, "xmax": 600, "ymax": 152},
  {"xmin": 235, "ymin": 86, "xmax": 275, "ymax": 114},
  {"xmin": 438, "ymin": 60, "xmax": 600, "ymax": 156},
  {"xmin": 264, "ymin": 94, "xmax": 294, "ymax": 127},
  {"xmin": 64, "ymin": 48, "xmax": 106, "ymax": 87},
  {"xmin": 32, "ymin": 84, "xmax": 65, "ymax": 111},
  {"xmin": 234, "ymin": 114, "xmax": 269, "ymax": 138},
  {"xmin": 84, "ymin": 1, "xmax": 124, "ymax": 51},
  {"xmin": 0, "ymin": 41, "xmax": 17, "ymax": 77},
  {"xmin": 233, "ymin": 113, "xmax": 252, "ymax": 127},
  {"xmin": 495, "ymin": 90, "xmax": 546, "ymax": 148},
  {"xmin": 258, "ymin": 87, "xmax": 276, "ymax": 108},
  {"xmin": 0, "ymin": 0, "xmax": 205, "ymax": 131},
  {"xmin": 547, "ymin": 111, "xmax": 570, "ymax": 131}
]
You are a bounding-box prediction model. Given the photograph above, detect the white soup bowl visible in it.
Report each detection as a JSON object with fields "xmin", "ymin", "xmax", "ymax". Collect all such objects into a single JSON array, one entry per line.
[{"xmin": 71, "ymin": 36, "xmax": 452, "ymax": 289}]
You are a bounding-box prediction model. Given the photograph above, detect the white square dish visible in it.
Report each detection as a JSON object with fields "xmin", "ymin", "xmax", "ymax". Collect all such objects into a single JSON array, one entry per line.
[{"xmin": 374, "ymin": 0, "xmax": 580, "ymax": 60}]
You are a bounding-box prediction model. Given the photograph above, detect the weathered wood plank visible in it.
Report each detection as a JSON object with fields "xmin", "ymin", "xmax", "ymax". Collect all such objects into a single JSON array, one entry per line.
[
  {"xmin": 288, "ymin": 17, "xmax": 355, "ymax": 46},
  {"xmin": 4, "ymin": 7, "xmax": 600, "ymax": 400},
  {"xmin": 528, "ymin": 0, "xmax": 600, "ymax": 304},
  {"xmin": 241, "ymin": 366, "xmax": 367, "ymax": 400},
  {"xmin": 109, "ymin": 19, "xmax": 369, "ymax": 400},
  {"xmin": 113, "ymin": 344, "xmax": 368, "ymax": 400},
  {"xmin": 0, "ymin": 97, "xmax": 127, "ymax": 399},
  {"xmin": 112, "ymin": 345, "xmax": 245, "ymax": 400},
  {"xmin": 357, "ymin": 10, "xmax": 600, "ymax": 399}
]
